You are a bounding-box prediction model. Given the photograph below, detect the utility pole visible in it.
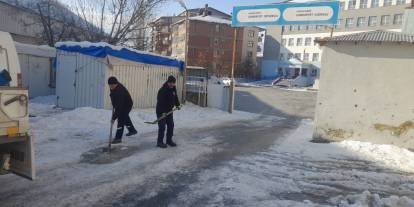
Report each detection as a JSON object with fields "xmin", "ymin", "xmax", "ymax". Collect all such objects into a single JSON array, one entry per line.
[
  {"xmin": 228, "ymin": 28, "xmax": 237, "ymax": 113},
  {"xmin": 177, "ymin": 0, "xmax": 188, "ymax": 103}
]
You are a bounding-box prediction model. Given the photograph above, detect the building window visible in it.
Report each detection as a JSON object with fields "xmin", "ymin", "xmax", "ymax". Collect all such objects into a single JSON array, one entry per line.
[
  {"xmin": 247, "ymin": 41, "xmax": 254, "ymax": 48},
  {"xmin": 303, "ymin": 53, "xmax": 310, "ymax": 61},
  {"xmin": 296, "ymin": 38, "xmax": 303, "ymax": 46},
  {"xmin": 308, "ymin": 25, "xmax": 315, "ymax": 30},
  {"xmin": 383, "ymin": 0, "xmax": 393, "ymax": 6},
  {"xmin": 371, "ymin": 0, "xmax": 379, "ymax": 7},
  {"xmin": 248, "ymin": 30, "xmax": 255, "ymax": 37},
  {"xmin": 357, "ymin": 17, "xmax": 366, "ymax": 27},
  {"xmin": 288, "ymin": 53, "xmax": 294, "ymax": 59},
  {"xmin": 305, "ymin": 37, "xmax": 312, "ymax": 46},
  {"xmin": 312, "ymin": 53, "xmax": 319, "ymax": 62},
  {"xmin": 214, "ymin": 38, "xmax": 219, "ymax": 46},
  {"xmin": 381, "ymin": 15, "xmax": 391, "ymax": 25},
  {"xmin": 215, "ymin": 25, "xmax": 220, "ymax": 32},
  {"xmin": 294, "ymin": 53, "xmax": 301, "ymax": 60},
  {"xmin": 360, "ymin": 0, "xmax": 368, "ymax": 8},
  {"xmin": 280, "ymin": 53, "xmax": 284, "ymax": 60},
  {"xmin": 288, "ymin": 38, "xmax": 294, "ymax": 46},
  {"xmin": 289, "ymin": 25, "xmax": 294, "ymax": 31},
  {"xmin": 335, "ymin": 19, "xmax": 342, "ymax": 29},
  {"xmin": 282, "ymin": 38, "xmax": 287, "ymax": 46},
  {"xmin": 301, "ymin": 68, "xmax": 308, "ymax": 77},
  {"xmin": 345, "ymin": 18, "xmax": 354, "ymax": 28},
  {"xmin": 396, "ymin": 0, "xmax": 406, "ymax": 5},
  {"xmin": 214, "ymin": 50, "xmax": 220, "ymax": 57},
  {"xmin": 247, "ymin": 51, "xmax": 253, "ymax": 57},
  {"xmin": 348, "ymin": 0, "xmax": 356, "ymax": 10},
  {"xmin": 394, "ymin": 14, "xmax": 403, "ymax": 25},
  {"xmin": 316, "ymin": 25, "xmax": 324, "ymax": 30},
  {"xmin": 368, "ymin": 16, "xmax": 377, "ymax": 27},
  {"xmin": 340, "ymin": 2, "xmax": 346, "ymax": 10}
]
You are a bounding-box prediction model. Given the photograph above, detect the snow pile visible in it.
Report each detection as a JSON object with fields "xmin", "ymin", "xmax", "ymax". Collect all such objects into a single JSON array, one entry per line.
[
  {"xmin": 237, "ymin": 79, "xmax": 276, "ymax": 87},
  {"xmin": 334, "ymin": 141, "xmax": 414, "ymax": 173},
  {"xmin": 29, "ymin": 95, "xmax": 59, "ymax": 117},
  {"xmin": 15, "ymin": 42, "xmax": 56, "ymax": 57},
  {"xmin": 330, "ymin": 191, "xmax": 414, "ymax": 207}
]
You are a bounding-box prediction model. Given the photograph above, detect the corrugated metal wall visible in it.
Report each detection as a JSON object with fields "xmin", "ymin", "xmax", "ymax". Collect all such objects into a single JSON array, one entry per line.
[
  {"xmin": 105, "ymin": 64, "xmax": 183, "ymax": 109},
  {"xmin": 57, "ymin": 51, "xmax": 183, "ymax": 109},
  {"xmin": 18, "ymin": 53, "xmax": 55, "ymax": 98},
  {"xmin": 74, "ymin": 52, "xmax": 106, "ymax": 108}
]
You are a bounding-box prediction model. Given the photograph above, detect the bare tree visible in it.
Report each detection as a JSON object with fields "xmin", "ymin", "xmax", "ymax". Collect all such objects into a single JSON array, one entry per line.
[
  {"xmin": 71, "ymin": 0, "xmax": 167, "ymax": 46},
  {"xmin": 35, "ymin": 0, "xmax": 84, "ymax": 46}
]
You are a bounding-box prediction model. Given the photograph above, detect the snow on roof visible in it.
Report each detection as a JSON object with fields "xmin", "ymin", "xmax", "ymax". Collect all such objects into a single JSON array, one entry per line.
[
  {"xmin": 14, "ymin": 42, "xmax": 56, "ymax": 58},
  {"xmin": 189, "ymin": 15, "xmax": 232, "ymax": 25},
  {"xmin": 55, "ymin": 41, "xmax": 184, "ymax": 70}
]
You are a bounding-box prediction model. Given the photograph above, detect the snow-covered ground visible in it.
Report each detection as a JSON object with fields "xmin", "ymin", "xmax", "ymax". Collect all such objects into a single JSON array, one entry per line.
[
  {"xmin": 28, "ymin": 96, "xmax": 260, "ymax": 167},
  {"xmin": 2, "ymin": 97, "xmax": 414, "ymax": 207},
  {"xmin": 171, "ymin": 120, "xmax": 414, "ymax": 207}
]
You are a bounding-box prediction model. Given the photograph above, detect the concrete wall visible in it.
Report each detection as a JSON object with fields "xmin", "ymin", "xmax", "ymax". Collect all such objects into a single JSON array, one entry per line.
[{"xmin": 313, "ymin": 42, "xmax": 414, "ymax": 149}]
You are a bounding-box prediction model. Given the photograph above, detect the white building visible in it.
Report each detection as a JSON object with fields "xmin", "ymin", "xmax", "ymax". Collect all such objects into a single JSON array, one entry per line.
[
  {"xmin": 313, "ymin": 30, "xmax": 414, "ymax": 148},
  {"xmin": 263, "ymin": 0, "xmax": 412, "ymax": 86}
]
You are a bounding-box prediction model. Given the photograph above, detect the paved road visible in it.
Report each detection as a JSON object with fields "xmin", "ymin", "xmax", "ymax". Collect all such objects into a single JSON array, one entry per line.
[
  {"xmin": 235, "ymin": 86, "xmax": 317, "ymax": 119},
  {"xmin": 105, "ymin": 87, "xmax": 318, "ymax": 206}
]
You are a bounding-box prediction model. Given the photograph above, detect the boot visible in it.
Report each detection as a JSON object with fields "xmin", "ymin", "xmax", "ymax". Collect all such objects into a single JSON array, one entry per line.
[
  {"xmin": 112, "ymin": 138, "xmax": 122, "ymax": 144},
  {"xmin": 166, "ymin": 140, "xmax": 177, "ymax": 147},
  {"xmin": 157, "ymin": 142, "xmax": 167, "ymax": 148},
  {"xmin": 126, "ymin": 130, "xmax": 137, "ymax": 137}
]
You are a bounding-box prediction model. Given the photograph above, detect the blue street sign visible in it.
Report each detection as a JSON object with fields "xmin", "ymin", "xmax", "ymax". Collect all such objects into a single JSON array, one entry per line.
[{"xmin": 232, "ymin": 1, "xmax": 339, "ymax": 27}]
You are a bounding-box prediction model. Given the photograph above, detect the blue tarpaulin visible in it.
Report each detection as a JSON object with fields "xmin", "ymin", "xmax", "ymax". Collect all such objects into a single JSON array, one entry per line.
[{"xmin": 56, "ymin": 44, "xmax": 184, "ymax": 71}]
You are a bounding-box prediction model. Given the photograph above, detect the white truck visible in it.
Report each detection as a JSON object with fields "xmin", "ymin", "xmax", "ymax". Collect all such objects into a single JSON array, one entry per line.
[{"xmin": 0, "ymin": 31, "xmax": 35, "ymax": 180}]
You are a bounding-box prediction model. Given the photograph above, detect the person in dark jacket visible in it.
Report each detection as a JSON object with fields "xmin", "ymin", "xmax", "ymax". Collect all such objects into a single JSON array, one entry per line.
[
  {"xmin": 156, "ymin": 75, "xmax": 181, "ymax": 148},
  {"xmin": 108, "ymin": 77, "xmax": 137, "ymax": 144}
]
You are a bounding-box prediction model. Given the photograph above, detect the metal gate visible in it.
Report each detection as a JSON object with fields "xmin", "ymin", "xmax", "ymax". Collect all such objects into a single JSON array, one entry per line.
[{"xmin": 186, "ymin": 66, "xmax": 208, "ymax": 107}]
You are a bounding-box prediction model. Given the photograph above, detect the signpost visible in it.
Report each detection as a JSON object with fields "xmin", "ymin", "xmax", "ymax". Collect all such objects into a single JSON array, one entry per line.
[
  {"xmin": 232, "ymin": 1, "xmax": 339, "ymax": 27},
  {"xmin": 227, "ymin": 1, "xmax": 339, "ymax": 113}
]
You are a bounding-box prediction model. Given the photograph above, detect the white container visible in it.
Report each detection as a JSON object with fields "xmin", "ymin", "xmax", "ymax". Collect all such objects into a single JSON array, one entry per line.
[
  {"xmin": 55, "ymin": 42, "xmax": 183, "ymax": 109},
  {"xmin": 15, "ymin": 42, "xmax": 56, "ymax": 98}
]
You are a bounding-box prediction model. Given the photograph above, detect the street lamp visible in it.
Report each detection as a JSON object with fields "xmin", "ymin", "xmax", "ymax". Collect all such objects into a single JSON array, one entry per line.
[{"xmin": 176, "ymin": 0, "xmax": 189, "ymax": 103}]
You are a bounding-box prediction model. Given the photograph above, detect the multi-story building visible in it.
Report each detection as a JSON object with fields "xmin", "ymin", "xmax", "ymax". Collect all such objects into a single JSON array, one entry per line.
[
  {"xmin": 150, "ymin": 16, "xmax": 185, "ymax": 56},
  {"xmin": 263, "ymin": 0, "xmax": 412, "ymax": 86},
  {"xmin": 150, "ymin": 4, "xmax": 231, "ymax": 56},
  {"xmin": 171, "ymin": 14, "xmax": 260, "ymax": 77}
]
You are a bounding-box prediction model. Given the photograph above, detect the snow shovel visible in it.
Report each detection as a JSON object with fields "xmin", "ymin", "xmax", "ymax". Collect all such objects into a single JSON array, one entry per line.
[
  {"xmin": 144, "ymin": 107, "xmax": 181, "ymax": 125},
  {"xmin": 108, "ymin": 109, "xmax": 115, "ymax": 153}
]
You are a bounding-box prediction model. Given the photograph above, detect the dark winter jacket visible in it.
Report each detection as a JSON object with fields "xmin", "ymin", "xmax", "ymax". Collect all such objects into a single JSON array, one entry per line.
[
  {"xmin": 156, "ymin": 82, "xmax": 180, "ymax": 114},
  {"xmin": 110, "ymin": 84, "xmax": 133, "ymax": 120}
]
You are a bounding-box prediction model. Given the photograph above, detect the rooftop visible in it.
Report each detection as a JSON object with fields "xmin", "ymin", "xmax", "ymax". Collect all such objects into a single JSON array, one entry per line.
[
  {"xmin": 174, "ymin": 15, "xmax": 232, "ymax": 26},
  {"xmin": 317, "ymin": 30, "xmax": 414, "ymax": 44}
]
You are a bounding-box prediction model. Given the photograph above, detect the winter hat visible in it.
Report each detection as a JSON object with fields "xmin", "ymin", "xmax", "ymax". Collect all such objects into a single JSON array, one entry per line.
[
  {"xmin": 108, "ymin": 77, "xmax": 119, "ymax": 85},
  {"xmin": 167, "ymin": 75, "xmax": 176, "ymax": 83}
]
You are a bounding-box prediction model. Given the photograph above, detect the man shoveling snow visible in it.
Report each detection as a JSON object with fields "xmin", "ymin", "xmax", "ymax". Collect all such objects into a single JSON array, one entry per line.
[
  {"xmin": 156, "ymin": 76, "xmax": 181, "ymax": 149},
  {"xmin": 108, "ymin": 77, "xmax": 138, "ymax": 144}
]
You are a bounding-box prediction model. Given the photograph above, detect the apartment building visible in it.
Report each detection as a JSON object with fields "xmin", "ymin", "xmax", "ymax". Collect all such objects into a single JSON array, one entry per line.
[
  {"xmin": 264, "ymin": 0, "xmax": 412, "ymax": 84},
  {"xmin": 171, "ymin": 15, "xmax": 260, "ymax": 77},
  {"xmin": 150, "ymin": 16, "xmax": 185, "ymax": 56}
]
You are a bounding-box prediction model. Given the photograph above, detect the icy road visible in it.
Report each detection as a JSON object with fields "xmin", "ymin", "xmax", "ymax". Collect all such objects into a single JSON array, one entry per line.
[{"xmin": 1, "ymin": 88, "xmax": 414, "ymax": 207}]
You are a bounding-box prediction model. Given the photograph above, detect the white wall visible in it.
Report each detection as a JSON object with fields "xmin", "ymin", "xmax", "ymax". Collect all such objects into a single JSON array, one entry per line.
[
  {"xmin": 314, "ymin": 42, "xmax": 414, "ymax": 148},
  {"xmin": 18, "ymin": 54, "xmax": 54, "ymax": 98},
  {"xmin": 207, "ymin": 83, "xmax": 229, "ymax": 111}
]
